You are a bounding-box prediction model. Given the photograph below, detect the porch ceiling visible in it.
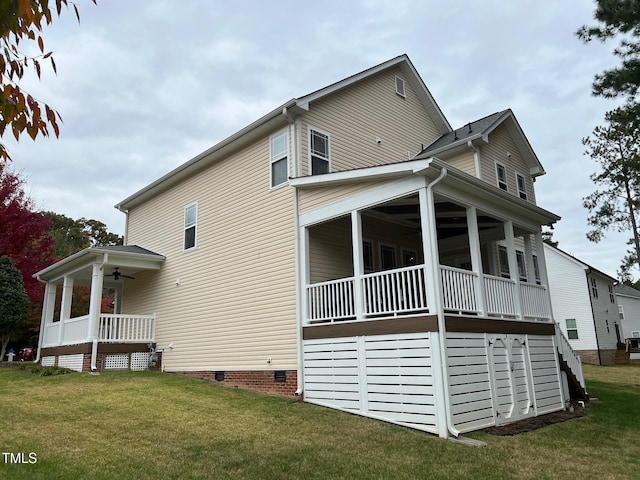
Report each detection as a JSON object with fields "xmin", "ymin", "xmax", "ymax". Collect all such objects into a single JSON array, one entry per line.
[{"xmin": 34, "ymin": 245, "xmax": 165, "ymax": 285}]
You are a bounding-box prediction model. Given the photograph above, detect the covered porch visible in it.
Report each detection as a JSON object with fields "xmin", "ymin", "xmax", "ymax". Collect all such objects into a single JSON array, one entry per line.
[
  {"xmin": 34, "ymin": 245, "xmax": 165, "ymax": 371},
  {"xmin": 295, "ymin": 161, "xmax": 556, "ymax": 326}
]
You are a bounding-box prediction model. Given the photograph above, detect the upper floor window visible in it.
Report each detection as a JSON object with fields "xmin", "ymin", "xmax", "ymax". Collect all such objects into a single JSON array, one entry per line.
[
  {"xmin": 498, "ymin": 245, "xmax": 510, "ymax": 278},
  {"xmin": 184, "ymin": 202, "xmax": 197, "ymax": 251},
  {"xmin": 496, "ymin": 162, "xmax": 507, "ymax": 191},
  {"xmin": 516, "ymin": 173, "xmax": 527, "ymax": 200},
  {"xmin": 310, "ymin": 128, "xmax": 330, "ymax": 175},
  {"xmin": 380, "ymin": 244, "xmax": 396, "ymax": 270},
  {"xmin": 619, "ymin": 304, "xmax": 625, "ymax": 321},
  {"xmin": 532, "ymin": 255, "xmax": 541, "ymax": 285},
  {"xmin": 515, "ymin": 250, "xmax": 527, "ymax": 282},
  {"xmin": 270, "ymin": 130, "xmax": 289, "ymax": 188},
  {"xmin": 395, "ymin": 76, "xmax": 406, "ymax": 97},
  {"xmin": 363, "ymin": 240, "xmax": 374, "ymax": 274},
  {"xmin": 608, "ymin": 284, "xmax": 615, "ymax": 303},
  {"xmin": 590, "ymin": 277, "xmax": 598, "ymax": 298}
]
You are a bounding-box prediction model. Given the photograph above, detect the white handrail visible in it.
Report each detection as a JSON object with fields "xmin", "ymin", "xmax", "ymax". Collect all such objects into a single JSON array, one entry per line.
[
  {"xmin": 307, "ymin": 277, "xmax": 355, "ymax": 323},
  {"xmin": 439, "ymin": 266, "xmax": 478, "ymax": 313},
  {"xmin": 363, "ymin": 264, "xmax": 428, "ymax": 316},
  {"xmin": 98, "ymin": 314, "xmax": 156, "ymax": 343}
]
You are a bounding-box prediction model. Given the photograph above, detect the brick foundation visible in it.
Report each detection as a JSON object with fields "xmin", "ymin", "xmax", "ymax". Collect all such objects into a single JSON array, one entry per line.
[
  {"xmin": 576, "ymin": 349, "xmax": 617, "ymax": 365},
  {"xmin": 180, "ymin": 369, "xmax": 299, "ymax": 398}
]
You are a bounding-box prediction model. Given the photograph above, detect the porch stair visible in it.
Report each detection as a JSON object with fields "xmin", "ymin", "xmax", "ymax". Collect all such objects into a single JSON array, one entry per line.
[{"xmin": 554, "ymin": 324, "xmax": 588, "ymax": 401}]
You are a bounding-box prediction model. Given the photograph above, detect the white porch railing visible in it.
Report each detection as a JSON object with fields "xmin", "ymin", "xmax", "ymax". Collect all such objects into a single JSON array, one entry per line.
[
  {"xmin": 305, "ymin": 264, "xmax": 552, "ymax": 324},
  {"xmin": 98, "ymin": 314, "xmax": 156, "ymax": 343},
  {"xmin": 555, "ymin": 323, "xmax": 586, "ymax": 393},
  {"xmin": 363, "ymin": 264, "xmax": 428, "ymax": 316},
  {"xmin": 42, "ymin": 313, "xmax": 156, "ymax": 347},
  {"xmin": 483, "ymin": 274, "xmax": 517, "ymax": 317},
  {"xmin": 521, "ymin": 283, "xmax": 551, "ymax": 320},
  {"xmin": 440, "ymin": 266, "xmax": 478, "ymax": 313},
  {"xmin": 307, "ymin": 277, "xmax": 355, "ymax": 323}
]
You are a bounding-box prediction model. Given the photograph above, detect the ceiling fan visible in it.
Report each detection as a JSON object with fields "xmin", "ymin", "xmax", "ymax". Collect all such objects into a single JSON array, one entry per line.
[{"xmin": 106, "ymin": 267, "xmax": 135, "ymax": 280}]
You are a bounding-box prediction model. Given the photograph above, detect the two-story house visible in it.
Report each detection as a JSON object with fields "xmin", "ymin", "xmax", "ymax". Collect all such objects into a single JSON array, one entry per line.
[{"xmin": 34, "ymin": 55, "xmax": 586, "ymax": 438}]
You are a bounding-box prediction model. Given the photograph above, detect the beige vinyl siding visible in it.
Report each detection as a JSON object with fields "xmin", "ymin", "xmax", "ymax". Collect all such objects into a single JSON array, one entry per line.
[
  {"xmin": 443, "ymin": 150, "xmax": 476, "ymax": 177},
  {"xmin": 299, "ymin": 66, "xmax": 441, "ymax": 176},
  {"xmin": 479, "ymin": 124, "xmax": 536, "ymax": 204},
  {"xmin": 298, "ymin": 179, "xmax": 399, "ymax": 214},
  {"xmin": 124, "ymin": 134, "xmax": 297, "ymax": 372}
]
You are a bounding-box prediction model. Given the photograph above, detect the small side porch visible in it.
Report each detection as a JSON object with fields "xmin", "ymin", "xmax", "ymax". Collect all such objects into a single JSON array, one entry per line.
[{"xmin": 34, "ymin": 245, "xmax": 165, "ymax": 371}]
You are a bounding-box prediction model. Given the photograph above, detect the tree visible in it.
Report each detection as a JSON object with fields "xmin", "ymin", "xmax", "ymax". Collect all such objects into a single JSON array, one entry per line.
[
  {"xmin": 582, "ymin": 107, "xmax": 640, "ymax": 278},
  {"xmin": 44, "ymin": 212, "xmax": 123, "ymax": 257},
  {"xmin": 577, "ymin": 0, "xmax": 640, "ymax": 107},
  {"xmin": 0, "ymin": 256, "xmax": 31, "ymax": 361},
  {"xmin": 0, "ymin": 165, "xmax": 54, "ymax": 302},
  {"xmin": 0, "ymin": 0, "xmax": 96, "ymax": 162}
]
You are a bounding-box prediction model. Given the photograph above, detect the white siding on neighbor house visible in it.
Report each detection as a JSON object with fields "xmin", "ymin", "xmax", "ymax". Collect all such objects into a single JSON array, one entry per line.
[
  {"xmin": 479, "ymin": 124, "xmax": 536, "ymax": 205},
  {"xmin": 544, "ymin": 246, "xmax": 598, "ymax": 351},
  {"xmin": 587, "ymin": 272, "xmax": 620, "ymax": 349},
  {"xmin": 299, "ymin": 66, "xmax": 442, "ymax": 176},
  {"xmin": 616, "ymin": 293, "xmax": 640, "ymax": 339},
  {"xmin": 123, "ymin": 132, "xmax": 297, "ymax": 372}
]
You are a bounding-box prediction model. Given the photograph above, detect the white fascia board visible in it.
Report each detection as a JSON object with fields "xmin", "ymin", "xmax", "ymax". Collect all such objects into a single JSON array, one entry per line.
[{"xmin": 289, "ymin": 159, "xmax": 433, "ymax": 189}]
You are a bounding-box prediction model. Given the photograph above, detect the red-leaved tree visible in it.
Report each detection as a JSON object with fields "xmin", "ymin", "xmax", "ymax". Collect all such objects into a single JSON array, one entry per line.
[{"xmin": 0, "ymin": 165, "xmax": 55, "ymax": 302}]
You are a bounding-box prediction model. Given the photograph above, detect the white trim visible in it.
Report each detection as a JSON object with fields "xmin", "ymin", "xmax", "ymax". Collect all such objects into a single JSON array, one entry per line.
[
  {"xmin": 308, "ymin": 126, "xmax": 331, "ymax": 175},
  {"xmin": 184, "ymin": 202, "xmax": 198, "ymax": 251},
  {"xmin": 270, "ymin": 128, "xmax": 289, "ymax": 189}
]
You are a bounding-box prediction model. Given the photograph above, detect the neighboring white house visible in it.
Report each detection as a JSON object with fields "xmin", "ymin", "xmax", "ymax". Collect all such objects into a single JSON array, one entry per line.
[
  {"xmin": 545, "ymin": 244, "xmax": 621, "ymax": 365},
  {"xmin": 615, "ymin": 284, "xmax": 640, "ymax": 362}
]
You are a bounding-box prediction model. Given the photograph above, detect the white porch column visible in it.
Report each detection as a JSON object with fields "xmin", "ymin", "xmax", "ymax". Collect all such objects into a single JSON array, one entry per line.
[
  {"xmin": 504, "ymin": 221, "xmax": 524, "ymax": 319},
  {"xmin": 535, "ymin": 231, "xmax": 555, "ymax": 321},
  {"xmin": 523, "ymin": 234, "xmax": 536, "ymax": 284},
  {"xmin": 419, "ymin": 187, "xmax": 440, "ymax": 311},
  {"xmin": 57, "ymin": 276, "xmax": 74, "ymax": 344},
  {"xmin": 351, "ymin": 210, "xmax": 365, "ymax": 320},
  {"xmin": 36, "ymin": 281, "xmax": 57, "ymax": 359},
  {"xmin": 466, "ymin": 206, "xmax": 486, "ymax": 316},
  {"xmin": 87, "ymin": 262, "xmax": 105, "ymax": 342},
  {"xmin": 300, "ymin": 225, "xmax": 310, "ymax": 325}
]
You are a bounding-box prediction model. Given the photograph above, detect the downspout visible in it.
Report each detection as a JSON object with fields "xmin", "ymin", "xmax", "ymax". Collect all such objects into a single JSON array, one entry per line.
[
  {"xmin": 467, "ymin": 140, "xmax": 481, "ymax": 179},
  {"xmin": 90, "ymin": 253, "xmax": 108, "ymax": 371},
  {"xmin": 425, "ymin": 167, "xmax": 461, "ymax": 438},
  {"xmin": 585, "ymin": 268, "xmax": 603, "ymax": 365},
  {"xmin": 285, "ymin": 106, "xmax": 304, "ymax": 396}
]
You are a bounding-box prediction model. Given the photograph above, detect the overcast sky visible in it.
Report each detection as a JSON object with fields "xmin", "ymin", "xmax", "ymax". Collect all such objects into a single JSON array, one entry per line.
[{"xmin": 5, "ymin": 0, "xmax": 630, "ymax": 278}]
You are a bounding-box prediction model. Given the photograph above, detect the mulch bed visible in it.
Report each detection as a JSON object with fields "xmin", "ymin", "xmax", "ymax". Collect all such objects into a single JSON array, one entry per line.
[{"xmin": 482, "ymin": 408, "xmax": 586, "ymax": 436}]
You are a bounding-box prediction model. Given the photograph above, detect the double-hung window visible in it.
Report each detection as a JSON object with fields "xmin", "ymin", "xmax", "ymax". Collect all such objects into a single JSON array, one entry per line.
[
  {"xmin": 515, "ymin": 250, "xmax": 527, "ymax": 282},
  {"xmin": 590, "ymin": 277, "xmax": 598, "ymax": 298},
  {"xmin": 184, "ymin": 202, "xmax": 197, "ymax": 251},
  {"xmin": 498, "ymin": 245, "xmax": 510, "ymax": 278},
  {"xmin": 310, "ymin": 128, "xmax": 330, "ymax": 175},
  {"xmin": 516, "ymin": 173, "xmax": 527, "ymax": 200},
  {"xmin": 270, "ymin": 130, "xmax": 288, "ymax": 188},
  {"xmin": 496, "ymin": 162, "xmax": 508, "ymax": 191},
  {"xmin": 566, "ymin": 319, "xmax": 579, "ymax": 340}
]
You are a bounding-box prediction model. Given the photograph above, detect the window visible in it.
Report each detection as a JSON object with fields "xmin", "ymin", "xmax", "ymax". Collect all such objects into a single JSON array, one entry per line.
[
  {"xmin": 496, "ymin": 162, "xmax": 507, "ymax": 191},
  {"xmin": 532, "ymin": 255, "xmax": 541, "ymax": 285},
  {"xmin": 184, "ymin": 203, "xmax": 197, "ymax": 250},
  {"xmin": 380, "ymin": 244, "xmax": 396, "ymax": 270},
  {"xmin": 566, "ymin": 319, "xmax": 579, "ymax": 339},
  {"xmin": 363, "ymin": 240, "xmax": 374, "ymax": 274},
  {"xmin": 270, "ymin": 130, "xmax": 288, "ymax": 188},
  {"xmin": 632, "ymin": 331, "xmax": 640, "ymax": 338},
  {"xmin": 608, "ymin": 284, "xmax": 615, "ymax": 303},
  {"xmin": 395, "ymin": 76, "xmax": 406, "ymax": 97},
  {"xmin": 516, "ymin": 173, "xmax": 527, "ymax": 200},
  {"xmin": 590, "ymin": 277, "xmax": 598, "ymax": 298},
  {"xmin": 498, "ymin": 245, "xmax": 510, "ymax": 278},
  {"xmin": 310, "ymin": 129, "xmax": 330, "ymax": 175},
  {"xmin": 515, "ymin": 250, "xmax": 527, "ymax": 282},
  {"xmin": 619, "ymin": 304, "xmax": 625, "ymax": 321}
]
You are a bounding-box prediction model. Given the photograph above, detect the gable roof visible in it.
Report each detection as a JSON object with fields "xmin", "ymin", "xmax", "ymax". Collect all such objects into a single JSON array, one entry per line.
[
  {"xmin": 421, "ymin": 109, "xmax": 545, "ymax": 178},
  {"xmin": 615, "ymin": 283, "xmax": 640, "ymax": 299},
  {"xmin": 116, "ymin": 54, "xmax": 450, "ymax": 212}
]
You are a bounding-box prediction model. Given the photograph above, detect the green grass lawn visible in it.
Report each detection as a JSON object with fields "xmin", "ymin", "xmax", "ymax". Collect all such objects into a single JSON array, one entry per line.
[{"xmin": 1, "ymin": 363, "xmax": 639, "ymax": 480}]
